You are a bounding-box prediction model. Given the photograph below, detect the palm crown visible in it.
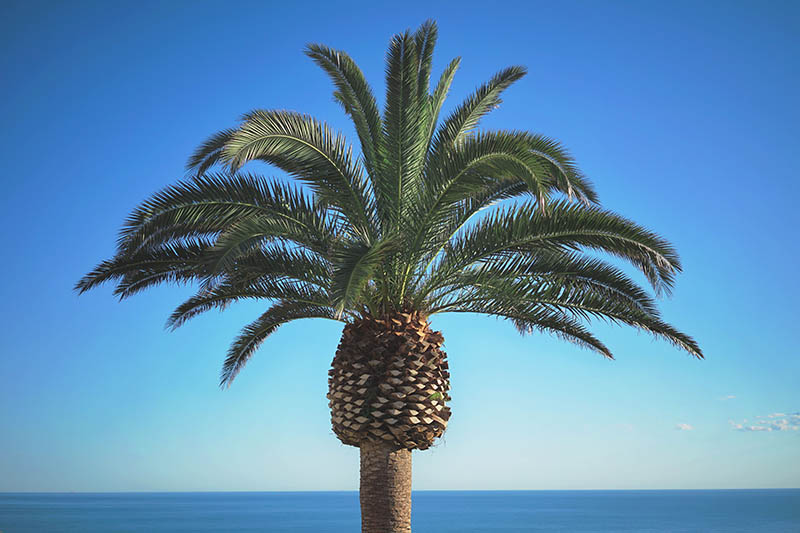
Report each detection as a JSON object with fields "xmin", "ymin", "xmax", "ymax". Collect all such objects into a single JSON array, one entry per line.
[{"xmin": 76, "ymin": 20, "xmax": 701, "ymax": 389}]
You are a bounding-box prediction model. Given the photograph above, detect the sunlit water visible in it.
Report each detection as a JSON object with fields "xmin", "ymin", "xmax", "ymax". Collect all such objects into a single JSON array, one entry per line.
[{"xmin": 1, "ymin": 490, "xmax": 798, "ymax": 532}]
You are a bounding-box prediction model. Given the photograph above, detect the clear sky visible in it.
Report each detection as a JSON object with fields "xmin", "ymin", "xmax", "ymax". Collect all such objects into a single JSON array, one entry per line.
[{"xmin": 1, "ymin": 0, "xmax": 798, "ymax": 492}]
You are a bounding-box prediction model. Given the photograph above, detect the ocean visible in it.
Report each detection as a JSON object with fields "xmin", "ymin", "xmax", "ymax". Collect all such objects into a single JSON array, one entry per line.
[{"xmin": 1, "ymin": 490, "xmax": 798, "ymax": 532}]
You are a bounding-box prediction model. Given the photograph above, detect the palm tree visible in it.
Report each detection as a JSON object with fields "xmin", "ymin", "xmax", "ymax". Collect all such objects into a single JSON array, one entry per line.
[{"xmin": 76, "ymin": 20, "xmax": 702, "ymax": 533}]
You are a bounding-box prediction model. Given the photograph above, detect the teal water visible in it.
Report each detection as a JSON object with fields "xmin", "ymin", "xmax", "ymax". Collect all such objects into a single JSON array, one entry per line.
[{"xmin": 1, "ymin": 490, "xmax": 798, "ymax": 532}]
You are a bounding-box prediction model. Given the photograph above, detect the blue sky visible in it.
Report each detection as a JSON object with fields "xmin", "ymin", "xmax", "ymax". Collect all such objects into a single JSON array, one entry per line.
[{"xmin": 1, "ymin": 0, "xmax": 798, "ymax": 491}]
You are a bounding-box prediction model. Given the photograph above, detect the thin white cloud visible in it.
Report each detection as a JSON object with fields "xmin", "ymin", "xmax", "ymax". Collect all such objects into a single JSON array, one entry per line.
[
  {"xmin": 675, "ymin": 423, "xmax": 694, "ymax": 431},
  {"xmin": 731, "ymin": 412, "xmax": 800, "ymax": 432},
  {"xmin": 719, "ymin": 394, "xmax": 736, "ymax": 400}
]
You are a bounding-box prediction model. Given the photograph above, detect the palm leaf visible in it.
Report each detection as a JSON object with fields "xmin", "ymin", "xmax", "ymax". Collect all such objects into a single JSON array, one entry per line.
[
  {"xmin": 425, "ymin": 56, "xmax": 461, "ymax": 147},
  {"xmin": 378, "ymin": 29, "xmax": 428, "ymax": 226},
  {"xmin": 187, "ymin": 129, "xmax": 236, "ymax": 174},
  {"xmin": 414, "ymin": 19, "xmax": 438, "ymax": 97},
  {"xmin": 220, "ymin": 301, "xmax": 341, "ymax": 388},
  {"xmin": 77, "ymin": 21, "xmax": 702, "ymax": 387},
  {"xmin": 331, "ymin": 237, "xmax": 398, "ymax": 316},
  {"xmin": 429, "ymin": 65, "xmax": 527, "ymax": 161},
  {"xmin": 438, "ymin": 300, "xmax": 612, "ymax": 357},
  {"xmin": 220, "ymin": 110, "xmax": 375, "ymax": 235},
  {"xmin": 304, "ymin": 44, "xmax": 382, "ymax": 178},
  {"xmin": 120, "ymin": 174, "xmax": 336, "ymax": 258},
  {"xmin": 429, "ymin": 201, "xmax": 681, "ymax": 296},
  {"xmin": 75, "ymin": 239, "xmax": 214, "ymax": 298},
  {"xmin": 168, "ymin": 275, "xmax": 334, "ymax": 330}
]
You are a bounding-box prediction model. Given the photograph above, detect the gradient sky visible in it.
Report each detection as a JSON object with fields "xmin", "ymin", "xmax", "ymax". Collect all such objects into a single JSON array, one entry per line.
[{"xmin": 1, "ymin": 0, "xmax": 799, "ymax": 492}]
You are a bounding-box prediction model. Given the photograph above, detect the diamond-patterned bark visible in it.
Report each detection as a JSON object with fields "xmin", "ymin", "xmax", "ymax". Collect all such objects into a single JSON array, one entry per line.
[{"xmin": 328, "ymin": 311, "xmax": 451, "ymax": 450}]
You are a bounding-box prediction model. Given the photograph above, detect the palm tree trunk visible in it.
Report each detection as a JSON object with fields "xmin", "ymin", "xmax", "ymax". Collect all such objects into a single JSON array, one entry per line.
[{"xmin": 359, "ymin": 440, "xmax": 412, "ymax": 533}]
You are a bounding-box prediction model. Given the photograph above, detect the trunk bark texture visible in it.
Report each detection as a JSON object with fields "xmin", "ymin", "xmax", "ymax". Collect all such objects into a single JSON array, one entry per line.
[
  {"xmin": 328, "ymin": 312, "xmax": 451, "ymax": 450},
  {"xmin": 329, "ymin": 312, "xmax": 449, "ymax": 532},
  {"xmin": 359, "ymin": 440, "xmax": 412, "ymax": 533}
]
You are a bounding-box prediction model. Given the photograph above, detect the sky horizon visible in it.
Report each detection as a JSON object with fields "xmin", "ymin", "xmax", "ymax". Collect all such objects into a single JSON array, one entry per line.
[
  {"xmin": 4, "ymin": 489, "xmax": 800, "ymax": 494},
  {"xmin": 1, "ymin": 0, "xmax": 798, "ymax": 492}
]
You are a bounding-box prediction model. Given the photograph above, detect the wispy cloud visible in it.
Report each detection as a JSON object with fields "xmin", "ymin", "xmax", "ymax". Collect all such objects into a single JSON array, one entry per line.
[
  {"xmin": 730, "ymin": 412, "xmax": 800, "ymax": 432},
  {"xmin": 675, "ymin": 423, "xmax": 694, "ymax": 431},
  {"xmin": 719, "ymin": 394, "xmax": 736, "ymax": 401}
]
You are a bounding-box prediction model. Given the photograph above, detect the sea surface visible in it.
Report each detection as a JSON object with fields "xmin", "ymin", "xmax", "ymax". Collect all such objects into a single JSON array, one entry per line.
[{"xmin": 1, "ymin": 490, "xmax": 798, "ymax": 532}]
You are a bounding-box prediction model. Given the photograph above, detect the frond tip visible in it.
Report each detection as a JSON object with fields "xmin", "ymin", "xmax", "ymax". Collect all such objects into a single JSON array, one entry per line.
[{"xmin": 220, "ymin": 302, "xmax": 341, "ymax": 388}]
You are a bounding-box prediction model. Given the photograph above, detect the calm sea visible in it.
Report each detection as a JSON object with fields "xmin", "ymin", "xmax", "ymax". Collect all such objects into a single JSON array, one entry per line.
[{"xmin": 1, "ymin": 490, "xmax": 798, "ymax": 532}]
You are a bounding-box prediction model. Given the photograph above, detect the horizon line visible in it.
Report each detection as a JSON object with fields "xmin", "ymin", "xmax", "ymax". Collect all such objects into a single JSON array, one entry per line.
[{"xmin": 3, "ymin": 488, "xmax": 798, "ymax": 494}]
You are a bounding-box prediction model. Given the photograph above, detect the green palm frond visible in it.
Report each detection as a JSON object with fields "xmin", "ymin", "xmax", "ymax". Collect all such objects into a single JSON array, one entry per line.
[
  {"xmin": 425, "ymin": 131, "xmax": 596, "ymax": 213},
  {"xmin": 168, "ymin": 275, "xmax": 334, "ymax": 331},
  {"xmin": 401, "ymin": 130, "xmax": 598, "ymax": 288},
  {"xmin": 220, "ymin": 301, "xmax": 341, "ymax": 388},
  {"xmin": 530, "ymin": 287, "xmax": 700, "ymax": 357},
  {"xmin": 187, "ymin": 129, "xmax": 236, "ymax": 174},
  {"xmin": 413, "ymin": 19, "xmax": 438, "ymax": 98},
  {"xmin": 428, "ymin": 65, "xmax": 527, "ymax": 163},
  {"xmin": 167, "ymin": 286, "xmax": 264, "ymax": 331},
  {"xmin": 330, "ymin": 236, "xmax": 398, "ymax": 317},
  {"xmin": 119, "ymin": 174, "xmax": 336, "ymax": 258},
  {"xmin": 230, "ymin": 245, "xmax": 333, "ymax": 289},
  {"xmin": 427, "ymin": 250, "xmax": 659, "ymax": 317},
  {"xmin": 77, "ymin": 20, "xmax": 701, "ymax": 387},
  {"xmin": 520, "ymin": 133, "xmax": 598, "ymax": 205},
  {"xmin": 205, "ymin": 214, "xmax": 329, "ymax": 276},
  {"xmin": 432, "ymin": 274, "xmax": 701, "ymax": 358},
  {"xmin": 76, "ymin": 239, "xmax": 214, "ymax": 298},
  {"xmin": 406, "ymin": 180, "xmax": 532, "ymax": 300},
  {"xmin": 426, "ymin": 200, "xmax": 681, "ymax": 297},
  {"xmin": 406, "ymin": 132, "xmax": 552, "ymax": 256},
  {"xmin": 426, "ymin": 56, "xmax": 461, "ymax": 144},
  {"xmin": 220, "ymin": 110, "xmax": 375, "ymax": 236},
  {"xmin": 378, "ymin": 29, "xmax": 430, "ymax": 227},
  {"xmin": 509, "ymin": 308, "xmax": 613, "ymax": 358},
  {"xmin": 444, "ymin": 300, "xmax": 613, "ymax": 357},
  {"xmin": 304, "ymin": 43, "xmax": 382, "ymax": 179}
]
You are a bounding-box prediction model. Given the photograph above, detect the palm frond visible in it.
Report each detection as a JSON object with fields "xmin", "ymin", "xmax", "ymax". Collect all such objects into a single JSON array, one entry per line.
[
  {"xmin": 428, "ymin": 65, "xmax": 526, "ymax": 162},
  {"xmin": 510, "ymin": 309, "xmax": 613, "ymax": 358},
  {"xmin": 77, "ymin": 21, "xmax": 701, "ymax": 386},
  {"xmin": 407, "ymin": 180, "xmax": 531, "ymax": 301},
  {"xmin": 528, "ymin": 287, "xmax": 701, "ymax": 357},
  {"xmin": 414, "ymin": 19, "xmax": 438, "ymax": 98},
  {"xmin": 438, "ymin": 301, "xmax": 612, "ymax": 357},
  {"xmin": 119, "ymin": 174, "xmax": 336, "ymax": 258},
  {"xmin": 401, "ymin": 131, "xmax": 595, "ymax": 295},
  {"xmin": 220, "ymin": 301, "xmax": 341, "ymax": 388},
  {"xmin": 205, "ymin": 214, "xmax": 330, "ymax": 276},
  {"xmin": 434, "ymin": 275, "xmax": 701, "ymax": 358},
  {"xmin": 230, "ymin": 245, "xmax": 333, "ymax": 289},
  {"xmin": 331, "ymin": 237, "xmax": 397, "ymax": 317},
  {"xmin": 304, "ymin": 44, "xmax": 382, "ymax": 178},
  {"xmin": 75, "ymin": 239, "xmax": 214, "ymax": 298},
  {"xmin": 427, "ymin": 250, "xmax": 658, "ymax": 317},
  {"xmin": 220, "ymin": 110, "xmax": 375, "ymax": 235},
  {"xmin": 521, "ymin": 133, "xmax": 598, "ymax": 204},
  {"xmin": 378, "ymin": 29, "xmax": 429, "ymax": 227},
  {"xmin": 424, "ymin": 131, "xmax": 594, "ymax": 215},
  {"xmin": 426, "ymin": 56, "xmax": 461, "ymax": 146},
  {"xmin": 187, "ymin": 129, "xmax": 236, "ymax": 174},
  {"xmin": 168, "ymin": 275, "xmax": 334, "ymax": 330},
  {"xmin": 429, "ymin": 201, "xmax": 681, "ymax": 296}
]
